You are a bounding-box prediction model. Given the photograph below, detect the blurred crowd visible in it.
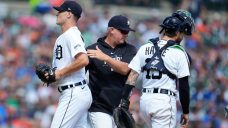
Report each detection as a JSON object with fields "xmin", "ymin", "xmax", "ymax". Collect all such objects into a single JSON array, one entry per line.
[
  {"xmin": 0, "ymin": 0, "xmax": 228, "ymax": 128},
  {"xmin": 93, "ymin": 0, "xmax": 160, "ymax": 7}
]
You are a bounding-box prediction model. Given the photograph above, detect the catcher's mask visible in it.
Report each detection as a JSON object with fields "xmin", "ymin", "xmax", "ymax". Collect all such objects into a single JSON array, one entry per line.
[{"xmin": 160, "ymin": 10, "xmax": 195, "ymax": 35}]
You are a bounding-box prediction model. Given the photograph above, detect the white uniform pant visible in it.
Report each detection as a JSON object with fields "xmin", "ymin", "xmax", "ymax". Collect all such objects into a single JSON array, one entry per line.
[
  {"xmin": 51, "ymin": 85, "xmax": 92, "ymax": 128},
  {"xmin": 140, "ymin": 93, "xmax": 177, "ymax": 128},
  {"xmin": 88, "ymin": 112, "xmax": 117, "ymax": 128}
]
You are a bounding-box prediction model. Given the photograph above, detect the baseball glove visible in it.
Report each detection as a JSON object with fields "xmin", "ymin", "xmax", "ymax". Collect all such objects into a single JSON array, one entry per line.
[
  {"xmin": 35, "ymin": 63, "xmax": 56, "ymax": 85},
  {"xmin": 113, "ymin": 107, "xmax": 136, "ymax": 128}
]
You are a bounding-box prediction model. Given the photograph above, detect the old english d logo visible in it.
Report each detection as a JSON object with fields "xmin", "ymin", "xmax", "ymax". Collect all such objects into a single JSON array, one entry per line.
[{"xmin": 55, "ymin": 45, "xmax": 63, "ymax": 60}]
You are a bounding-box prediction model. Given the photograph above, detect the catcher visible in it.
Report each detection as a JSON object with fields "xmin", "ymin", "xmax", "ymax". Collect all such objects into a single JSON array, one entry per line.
[{"xmin": 116, "ymin": 10, "xmax": 194, "ymax": 128}]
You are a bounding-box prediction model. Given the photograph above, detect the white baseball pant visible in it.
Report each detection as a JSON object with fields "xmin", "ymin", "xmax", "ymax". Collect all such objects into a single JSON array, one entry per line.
[
  {"xmin": 51, "ymin": 85, "xmax": 92, "ymax": 128},
  {"xmin": 88, "ymin": 112, "xmax": 117, "ymax": 128},
  {"xmin": 140, "ymin": 93, "xmax": 177, "ymax": 128}
]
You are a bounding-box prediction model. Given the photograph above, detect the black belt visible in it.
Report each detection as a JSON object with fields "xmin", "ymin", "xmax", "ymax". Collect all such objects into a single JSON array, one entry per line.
[
  {"xmin": 58, "ymin": 80, "xmax": 86, "ymax": 93},
  {"xmin": 142, "ymin": 88, "xmax": 176, "ymax": 96}
]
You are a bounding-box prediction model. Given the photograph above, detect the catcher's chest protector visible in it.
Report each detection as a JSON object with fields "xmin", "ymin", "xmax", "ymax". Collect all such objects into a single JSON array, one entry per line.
[{"xmin": 142, "ymin": 38, "xmax": 177, "ymax": 79}]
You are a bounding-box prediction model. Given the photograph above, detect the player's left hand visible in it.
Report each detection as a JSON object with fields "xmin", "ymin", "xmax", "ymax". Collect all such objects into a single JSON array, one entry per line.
[
  {"xmin": 180, "ymin": 114, "xmax": 189, "ymax": 128},
  {"xmin": 113, "ymin": 105, "xmax": 136, "ymax": 128},
  {"xmin": 119, "ymin": 99, "xmax": 130, "ymax": 110},
  {"xmin": 87, "ymin": 45, "xmax": 109, "ymax": 61},
  {"xmin": 35, "ymin": 64, "xmax": 57, "ymax": 85}
]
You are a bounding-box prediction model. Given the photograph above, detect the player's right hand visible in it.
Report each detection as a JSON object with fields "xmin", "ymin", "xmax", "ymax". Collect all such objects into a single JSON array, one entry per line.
[
  {"xmin": 180, "ymin": 114, "xmax": 189, "ymax": 128},
  {"xmin": 87, "ymin": 45, "xmax": 109, "ymax": 61}
]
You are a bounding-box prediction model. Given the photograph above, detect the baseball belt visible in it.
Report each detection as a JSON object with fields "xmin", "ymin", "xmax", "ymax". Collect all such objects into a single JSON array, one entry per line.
[
  {"xmin": 58, "ymin": 80, "xmax": 86, "ymax": 93},
  {"xmin": 142, "ymin": 88, "xmax": 176, "ymax": 96}
]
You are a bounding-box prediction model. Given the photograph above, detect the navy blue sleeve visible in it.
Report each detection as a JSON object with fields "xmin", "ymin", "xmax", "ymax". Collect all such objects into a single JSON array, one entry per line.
[{"xmin": 178, "ymin": 76, "xmax": 190, "ymax": 114}]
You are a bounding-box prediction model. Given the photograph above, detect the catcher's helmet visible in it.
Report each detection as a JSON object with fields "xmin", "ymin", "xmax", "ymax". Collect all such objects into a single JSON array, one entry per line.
[{"xmin": 160, "ymin": 10, "xmax": 194, "ymax": 35}]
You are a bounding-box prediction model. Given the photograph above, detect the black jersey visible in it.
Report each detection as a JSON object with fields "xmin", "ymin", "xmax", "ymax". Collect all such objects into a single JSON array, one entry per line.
[{"xmin": 86, "ymin": 37, "xmax": 137, "ymax": 115}]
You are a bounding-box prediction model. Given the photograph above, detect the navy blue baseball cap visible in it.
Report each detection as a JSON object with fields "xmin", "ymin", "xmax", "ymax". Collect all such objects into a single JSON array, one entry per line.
[
  {"xmin": 53, "ymin": 1, "xmax": 82, "ymax": 18},
  {"xmin": 108, "ymin": 15, "xmax": 135, "ymax": 32}
]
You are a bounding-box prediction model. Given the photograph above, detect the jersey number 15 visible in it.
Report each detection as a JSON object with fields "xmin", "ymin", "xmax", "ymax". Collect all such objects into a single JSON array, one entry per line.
[{"xmin": 146, "ymin": 70, "xmax": 162, "ymax": 79}]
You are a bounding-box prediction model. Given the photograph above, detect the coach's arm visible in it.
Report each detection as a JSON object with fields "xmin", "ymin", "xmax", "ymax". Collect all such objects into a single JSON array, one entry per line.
[{"xmin": 87, "ymin": 46, "xmax": 131, "ymax": 75}]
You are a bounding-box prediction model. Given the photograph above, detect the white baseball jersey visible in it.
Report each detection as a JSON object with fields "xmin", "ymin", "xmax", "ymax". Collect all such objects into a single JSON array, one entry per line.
[
  {"xmin": 129, "ymin": 39, "xmax": 190, "ymax": 92},
  {"xmin": 52, "ymin": 26, "xmax": 87, "ymax": 86},
  {"xmin": 50, "ymin": 26, "xmax": 92, "ymax": 128},
  {"xmin": 129, "ymin": 39, "xmax": 190, "ymax": 128}
]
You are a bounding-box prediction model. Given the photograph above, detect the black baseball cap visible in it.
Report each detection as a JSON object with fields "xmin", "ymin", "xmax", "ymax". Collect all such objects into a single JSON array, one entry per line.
[
  {"xmin": 108, "ymin": 15, "xmax": 135, "ymax": 32},
  {"xmin": 53, "ymin": 1, "xmax": 82, "ymax": 18}
]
